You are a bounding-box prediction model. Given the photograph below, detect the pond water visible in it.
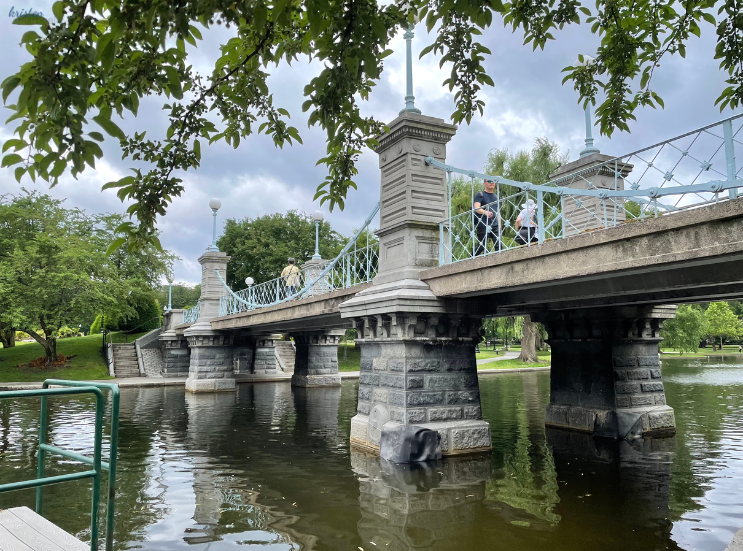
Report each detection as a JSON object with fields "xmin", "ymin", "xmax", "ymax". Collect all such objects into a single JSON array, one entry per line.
[{"xmin": 0, "ymin": 356, "xmax": 742, "ymax": 551}]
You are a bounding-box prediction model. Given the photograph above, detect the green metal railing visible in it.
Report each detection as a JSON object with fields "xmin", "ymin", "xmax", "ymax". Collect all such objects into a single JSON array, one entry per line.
[{"xmin": 0, "ymin": 380, "xmax": 120, "ymax": 551}]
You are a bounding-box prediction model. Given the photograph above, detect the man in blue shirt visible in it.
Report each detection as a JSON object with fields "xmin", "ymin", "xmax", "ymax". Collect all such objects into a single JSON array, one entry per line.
[{"xmin": 473, "ymin": 179, "xmax": 501, "ymax": 256}]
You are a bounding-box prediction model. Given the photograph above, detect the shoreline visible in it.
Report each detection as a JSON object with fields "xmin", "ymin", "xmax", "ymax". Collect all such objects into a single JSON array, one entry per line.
[{"xmin": 0, "ymin": 366, "xmax": 551, "ymax": 391}]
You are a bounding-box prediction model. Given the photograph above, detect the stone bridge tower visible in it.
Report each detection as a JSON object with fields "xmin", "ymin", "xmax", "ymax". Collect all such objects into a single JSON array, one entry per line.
[{"xmin": 340, "ymin": 112, "xmax": 492, "ymax": 456}]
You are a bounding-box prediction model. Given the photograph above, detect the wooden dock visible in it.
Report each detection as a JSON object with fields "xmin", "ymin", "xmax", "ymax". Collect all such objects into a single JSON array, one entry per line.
[{"xmin": 0, "ymin": 507, "xmax": 87, "ymax": 551}]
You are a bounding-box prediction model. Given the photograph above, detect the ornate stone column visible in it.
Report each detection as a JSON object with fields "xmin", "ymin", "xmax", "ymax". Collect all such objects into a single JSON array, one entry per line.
[
  {"xmin": 549, "ymin": 153, "xmax": 632, "ymax": 236},
  {"xmin": 534, "ymin": 305, "xmax": 676, "ymax": 438},
  {"xmin": 184, "ymin": 251, "xmax": 236, "ymax": 392},
  {"xmin": 291, "ymin": 330, "xmax": 343, "ymax": 387},
  {"xmin": 340, "ymin": 111, "xmax": 491, "ymax": 457}
]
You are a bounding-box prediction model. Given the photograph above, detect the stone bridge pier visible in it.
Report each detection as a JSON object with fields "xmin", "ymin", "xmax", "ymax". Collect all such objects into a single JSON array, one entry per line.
[
  {"xmin": 340, "ymin": 111, "xmax": 492, "ymax": 456},
  {"xmin": 534, "ymin": 305, "xmax": 676, "ymax": 439},
  {"xmin": 291, "ymin": 330, "xmax": 343, "ymax": 387},
  {"xmin": 184, "ymin": 251, "xmax": 236, "ymax": 393}
]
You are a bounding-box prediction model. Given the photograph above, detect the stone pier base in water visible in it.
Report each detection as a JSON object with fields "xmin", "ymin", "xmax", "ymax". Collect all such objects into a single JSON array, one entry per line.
[
  {"xmin": 535, "ymin": 306, "xmax": 677, "ymax": 439},
  {"xmin": 291, "ymin": 331, "xmax": 343, "ymax": 387},
  {"xmin": 347, "ymin": 314, "xmax": 491, "ymax": 457}
]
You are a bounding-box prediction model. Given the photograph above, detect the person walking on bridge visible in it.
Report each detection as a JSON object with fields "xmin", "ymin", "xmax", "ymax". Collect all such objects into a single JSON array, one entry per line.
[
  {"xmin": 515, "ymin": 198, "xmax": 538, "ymax": 245},
  {"xmin": 473, "ymin": 178, "xmax": 501, "ymax": 256},
  {"xmin": 281, "ymin": 257, "xmax": 301, "ymax": 299}
]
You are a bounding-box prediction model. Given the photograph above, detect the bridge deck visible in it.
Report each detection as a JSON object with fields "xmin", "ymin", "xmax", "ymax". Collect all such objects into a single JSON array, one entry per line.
[{"xmin": 0, "ymin": 507, "xmax": 87, "ymax": 551}]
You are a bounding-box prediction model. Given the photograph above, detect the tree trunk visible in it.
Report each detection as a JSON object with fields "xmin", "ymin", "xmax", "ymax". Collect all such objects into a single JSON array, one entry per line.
[
  {"xmin": 518, "ymin": 315, "xmax": 539, "ymax": 362},
  {"xmin": 712, "ymin": 336, "xmax": 717, "ymax": 352},
  {"xmin": 0, "ymin": 323, "xmax": 15, "ymax": 348},
  {"xmin": 25, "ymin": 329, "xmax": 58, "ymax": 366}
]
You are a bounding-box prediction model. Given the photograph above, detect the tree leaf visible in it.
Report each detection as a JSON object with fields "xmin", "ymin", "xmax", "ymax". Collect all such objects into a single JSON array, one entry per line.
[
  {"xmin": 93, "ymin": 115, "xmax": 126, "ymax": 140},
  {"xmin": 106, "ymin": 237, "xmax": 128, "ymax": 256},
  {"xmin": 1, "ymin": 154, "xmax": 23, "ymax": 168}
]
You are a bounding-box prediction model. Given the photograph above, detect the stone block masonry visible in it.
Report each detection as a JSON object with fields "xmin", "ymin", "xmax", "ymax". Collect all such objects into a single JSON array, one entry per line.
[
  {"xmin": 536, "ymin": 306, "xmax": 676, "ymax": 439},
  {"xmin": 349, "ymin": 313, "xmax": 491, "ymax": 456},
  {"xmin": 161, "ymin": 337, "xmax": 190, "ymax": 377},
  {"xmin": 184, "ymin": 333, "xmax": 236, "ymax": 393},
  {"xmin": 291, "ymin": 331, "xmax": 343, "ymax": 387},
  {"xmin": 254, "ymin": 337, "xmax": 280, "ymax": 374}
]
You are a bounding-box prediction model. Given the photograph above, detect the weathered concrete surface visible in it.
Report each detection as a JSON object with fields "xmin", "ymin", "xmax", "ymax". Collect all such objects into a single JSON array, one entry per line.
[
  {"xmin": 210, "ymin": 283, "xmax": 370, "ymax": 333},
  {"xmin": 420, "ymin": 198, "xmax": 743, "ymax": 314},
  {"xmin": 728, "ymin": 526, "xmax": 743, "ymax": 551}
]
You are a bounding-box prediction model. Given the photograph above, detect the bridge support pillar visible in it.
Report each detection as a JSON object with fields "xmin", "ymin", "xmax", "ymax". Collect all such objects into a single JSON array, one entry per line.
[
  {"xmin": 184, "ymin": 333, "xmax": 236, "ymax": 392},
  {"xmin": 535, "ymin": 306, "xmax": 677, "ymax": 439},
  {"xmin": 346, "ymin": 312, "xmax": 491, "ymax": 456},
  {"xmin": 254, "ymin": 336, "xmax": 280, "ymax": 374},
  {"xmin": 291, "ymin": 330, "xmax": 343, "ymax": 387},
  {"xmin": 184, "ymin": 250, "xmax": 235, "ymax": 392}
]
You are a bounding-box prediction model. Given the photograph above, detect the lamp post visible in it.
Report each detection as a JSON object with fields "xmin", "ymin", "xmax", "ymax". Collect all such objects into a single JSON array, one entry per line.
[
  {"xmin": 576, "ymin": 55, "xmax": 600, "ymax": 158},
  {"xmin": 165, "ymin": 275, "xmax": 173, "ymax": 312},
  {"xmin": 245, "ymin": 277, "xmax": 254, "ymax": 310},
  {"xmin": 311, "ymin": 210, "xmax": 323, "ymax": 260},
  {"xmin": 398, "ymin": 2, "xmax": 422, "ymax": 115},
  {"xmin": 207, "ymin": 198, "xmax": 222, "ymax": 252}
]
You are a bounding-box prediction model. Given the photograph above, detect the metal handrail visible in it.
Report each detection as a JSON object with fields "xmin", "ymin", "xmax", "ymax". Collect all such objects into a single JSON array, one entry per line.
[
  {"xmin": 432, "ymin": 114, "xmax": 743, "ymax": 265},
  {"xmin": 217, "ymin": 202, "xmax": 380, "ymax": 315},
  {"xmin": 0, "ymin": 380, "xmax": 120, "ymax": 551},
  {"xmin": 182, "ymin": 300, "xmax": 200, "ymax": 324}
]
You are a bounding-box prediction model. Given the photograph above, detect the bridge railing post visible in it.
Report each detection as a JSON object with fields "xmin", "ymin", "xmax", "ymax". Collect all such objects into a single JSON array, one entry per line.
[
  {"xmin": 536, "ymin": 190, "xmax": 545, "ymax": 244},
  {"xmin": 723, "ymin": 118, "xmax": 738, "ymax": 200}
]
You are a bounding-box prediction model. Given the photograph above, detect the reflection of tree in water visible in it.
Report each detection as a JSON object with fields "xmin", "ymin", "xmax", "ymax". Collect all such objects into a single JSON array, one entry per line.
[
  {"xmin": 482, "ymin": 373, "xmax": 560, "ymax": 527},
  {"xmin": 661, "ymin": 358, "xmax": 743, "ymax": 537}
]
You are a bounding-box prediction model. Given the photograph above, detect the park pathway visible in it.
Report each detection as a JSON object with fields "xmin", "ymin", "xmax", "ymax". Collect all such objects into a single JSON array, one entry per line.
[{"xmin": 476, "ymin": 349, "xmax": 521, "ymax": 366}]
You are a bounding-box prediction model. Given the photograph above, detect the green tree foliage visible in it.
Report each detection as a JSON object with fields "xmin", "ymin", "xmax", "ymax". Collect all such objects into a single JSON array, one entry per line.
[
  {"xmin": 0, "ymin": 192, "xmax": 127, "ymax": 363},
  {"xmin": 157, "ymin": 283, "xmax": 202, "ymax": 310},
  {"xmin": 118, "ymin": 289, "xmax": 162, "ymax": 332},
  {"xmin": 662, "ymin": 304, "xmax": 709, "ymax": 354},
  {"xmin": 705, "ymin": 301, "xmax": 743, "ymax": 351},
  {"xmin": 449, "ymin": 139, "xmax": 564, "ymax": 241},
  {"xmin": 2, "ymin": 1, "xmax": 733, "ymax": 250},
  {"xmin": 89, "ymin": 314, "xmax": 103, "ymax": 335},
  {"xmin": 218, "ymin": 210, "xmax": 344, "ymax": 289},
  {"xmin": 0, "ymin": 191, "xmax": 173, "ymax": 363}
]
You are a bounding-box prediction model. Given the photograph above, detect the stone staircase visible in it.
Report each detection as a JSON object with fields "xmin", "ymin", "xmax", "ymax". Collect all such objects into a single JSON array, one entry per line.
[
  {"xmin": 112, "ymin": 343, "xmax": 140, "ymax": 378},
  {"xmin": 275, "ymin": 341, "xmax": 296, "ymax": 373}
]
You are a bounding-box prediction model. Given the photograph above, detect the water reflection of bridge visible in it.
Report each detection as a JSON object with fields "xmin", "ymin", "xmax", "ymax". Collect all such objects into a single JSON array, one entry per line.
[{"xmin": 110, "ymin": 382, "xmax": 681, "ymax": 550}]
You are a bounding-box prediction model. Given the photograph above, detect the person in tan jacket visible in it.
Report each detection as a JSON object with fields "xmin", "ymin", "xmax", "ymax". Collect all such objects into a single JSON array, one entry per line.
[{"xmin": 280, "ymin": 257, "xmax": 301, "ymax": 298}]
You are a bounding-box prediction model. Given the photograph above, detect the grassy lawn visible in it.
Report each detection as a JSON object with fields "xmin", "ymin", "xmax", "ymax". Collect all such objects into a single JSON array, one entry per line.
[
  {"xmin": 478, "ymin": 358, "xmax": 550, "ymax": 370},
  {"xmin": 0, "ymin": 333, "xmax": 117, "ymax": 382},
  {"xmin": 338, "ymin": 342, "xmax": 361, "ymax": 372},
  {"xmin": 476, "ymin": 349, "xmax": 504, "ymax": 361},
  {"xmin": 660, "ymin": 345, "xmax": 743, "ymax": 358},
  {"xmin": 338, "ymin": 342, "xmax": 550, "ymax": 372}
]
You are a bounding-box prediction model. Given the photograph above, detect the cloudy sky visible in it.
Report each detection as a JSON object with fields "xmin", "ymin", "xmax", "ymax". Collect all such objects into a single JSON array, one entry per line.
[{"xmin": 0, "ymin": 1, "xmax": 736, "ymax": 284}]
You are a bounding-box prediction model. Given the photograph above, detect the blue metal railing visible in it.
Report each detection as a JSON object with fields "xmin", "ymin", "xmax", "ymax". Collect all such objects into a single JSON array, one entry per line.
[
  {"xmin": 218, "ymin": 202, "xmax": 380, "ymax": 315},
  {"xmin": 430, "ymin": 114, "xmax": 743, "ymax": 265},
  {"xmin": 182, "ymin": 300, "xmax": 200, "ymax": 324}
]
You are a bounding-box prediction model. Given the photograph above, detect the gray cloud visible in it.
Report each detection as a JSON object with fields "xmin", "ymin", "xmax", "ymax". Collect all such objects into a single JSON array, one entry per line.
[{"xmin": 0, "ymin": 4, "xmax": 736, "ymax": 283}]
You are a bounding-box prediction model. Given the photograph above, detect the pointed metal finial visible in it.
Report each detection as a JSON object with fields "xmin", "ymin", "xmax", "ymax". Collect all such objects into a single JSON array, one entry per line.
[
  {"xmin": 575, "ymin": 55, "xmax": 599, "ymax": 158},
  {"xmin": 400, "ymin": 22, "xmax": 421, "ymax": 115},
  {"xmin": 580, "ymin": 105, "xmax": 600, "ymax": 158}
]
